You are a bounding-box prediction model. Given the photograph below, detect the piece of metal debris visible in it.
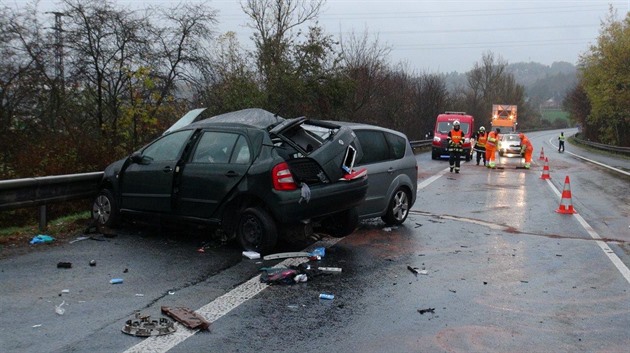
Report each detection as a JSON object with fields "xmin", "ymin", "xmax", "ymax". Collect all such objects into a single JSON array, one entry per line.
[
  {"xmin": 263, "ymin": 252, "xmax": 311, "ymax": 260},
  {"xmin": 122, "ymin": 312, "xmax": 176, "ymax": 337},
  {"xmin": 161, "ymin": 306, "xmax": 211, "ymax": 331}
]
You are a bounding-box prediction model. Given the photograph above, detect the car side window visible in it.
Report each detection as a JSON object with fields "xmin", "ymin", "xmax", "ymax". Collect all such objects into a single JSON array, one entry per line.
[
  {"xmin": 142, "ymin": 130, "xmax": 193, "ymax": 162},
  {"xmin": 230, "ymin": 135, "xmax": 251, "ymax": 164},
  {"xmin": 354, "ymin": 130, "xmax": 389, "ymax": 165},
  {"xmin": 384, "ymin": 132, "xmax": 406, "ymax": 159},
  {"xmin": 192, "ymin": 131, "xmax": 240, "ymax": 164}
]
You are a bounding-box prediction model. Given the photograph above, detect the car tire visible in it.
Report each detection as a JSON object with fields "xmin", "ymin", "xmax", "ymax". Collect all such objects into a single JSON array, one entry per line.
[
  {"xmin": 381, "ymin": 188, "xmax": 411, "ymax": 225},
  {"xmin": 465, "ymin": 153, "xmax": 471, "ymax": 162},
  {"xmin": 237, "ymin": 207, "xmax": 278, "ymax": 254},
  {"xmin": 323, "ymin": 208, "xmax": 359, "ymax": 238},
  {"xmin": 92, "ymin": 189, "xmax": 119, "ymax": 227}
]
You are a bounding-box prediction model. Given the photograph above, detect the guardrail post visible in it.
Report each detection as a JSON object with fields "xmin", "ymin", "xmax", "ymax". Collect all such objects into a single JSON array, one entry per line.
[{"xmin": 38, "ymin": 205, "xmax": 47, "ymax": 232}]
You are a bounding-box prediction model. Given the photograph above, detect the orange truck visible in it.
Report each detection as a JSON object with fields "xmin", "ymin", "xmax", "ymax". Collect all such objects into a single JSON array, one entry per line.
[{"xmin": 490, "ymin": 104, "xmax": 517, "ymax": 132}]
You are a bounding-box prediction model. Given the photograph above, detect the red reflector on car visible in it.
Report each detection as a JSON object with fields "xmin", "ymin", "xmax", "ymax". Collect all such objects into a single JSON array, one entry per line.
[{"xmin": 272, "ymin": 162, "xmax": 298, "ymax": 191}]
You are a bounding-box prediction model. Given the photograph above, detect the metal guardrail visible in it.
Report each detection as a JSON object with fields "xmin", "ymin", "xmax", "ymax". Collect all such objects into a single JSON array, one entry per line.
[
  {"xmin": 410, "ymin": 139, "xmax": 432, "ymax": 149},
  {"xmin": 572, "ymin": 135, "xmax": 630, "ymax": 156},
  {"xmin": 0, "ymin": 172, "xmax": 104, "ymax": 230}
]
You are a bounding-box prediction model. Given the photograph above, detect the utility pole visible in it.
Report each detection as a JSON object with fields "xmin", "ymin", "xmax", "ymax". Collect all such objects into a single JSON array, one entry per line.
[
  {"xmin": 46, "ymin": 11, "xmax": 66, "ymax": 130},
  {"xmin": 47, "ymin": 11, "xmax": 66, "ymax": 93}
]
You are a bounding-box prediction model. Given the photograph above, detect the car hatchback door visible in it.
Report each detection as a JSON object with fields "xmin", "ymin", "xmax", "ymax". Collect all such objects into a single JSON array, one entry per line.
[{"xmin": 120, "ymin": 129, "xmax": 194, "ymax": 212}]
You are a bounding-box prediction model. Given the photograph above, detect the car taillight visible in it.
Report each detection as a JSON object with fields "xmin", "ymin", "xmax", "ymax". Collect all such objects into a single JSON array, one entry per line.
[{"xmin": 272, "ymin": 162, "xmax": 298, "ymax": 191}]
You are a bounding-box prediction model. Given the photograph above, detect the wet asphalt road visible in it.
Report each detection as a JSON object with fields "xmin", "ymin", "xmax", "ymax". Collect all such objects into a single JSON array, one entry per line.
[{"xmin": 0, "ymin": 129, "xmax": 629, "ymax": 353}]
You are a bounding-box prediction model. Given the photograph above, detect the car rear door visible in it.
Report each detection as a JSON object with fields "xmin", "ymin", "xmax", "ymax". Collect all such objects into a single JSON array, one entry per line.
[
  {"xmin": 352, "ymin": 129, "xmax": 394, "ymax": 215},
  {"xmin": 175, "ymin": 129, "xmax": 253, "ymax": 220},
  {"xmin": 120, "ymin": 129, "xmax": 194, "ymax": 212}
]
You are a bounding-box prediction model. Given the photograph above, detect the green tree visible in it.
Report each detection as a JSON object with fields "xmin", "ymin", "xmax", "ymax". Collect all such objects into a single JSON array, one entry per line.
[{"xmin": 579, "ymin": 8, "xmax": 630, "ymax": 146}]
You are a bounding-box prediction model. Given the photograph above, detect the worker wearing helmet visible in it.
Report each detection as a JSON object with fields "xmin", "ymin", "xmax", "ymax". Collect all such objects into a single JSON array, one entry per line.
[
  {"xmin": 473, "ymin": 126, "xmax": 487, "ymax": 166},
  {"xmin": 519, "ymin": 133, "xmax": 534, "ymax": 169},
  {"xmin": 447, "ymin": 120, "xmax": 464, "ymax": 173},
  {"xmin": 485, "ymin": 127, "xmax": 500, "ymax": 168}
]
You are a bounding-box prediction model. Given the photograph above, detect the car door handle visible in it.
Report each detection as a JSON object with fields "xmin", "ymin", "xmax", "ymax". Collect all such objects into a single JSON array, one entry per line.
[
  {"xmin": 225, "ymin": 171, "xmax": 240, "ymax": 177},
  {"xmin": 387, "ymin": 167, "xmax": 395, "ymax": 174},
  {"xmin": 163, "ymin": 166, "xmax": 173, "ymax": 173}
]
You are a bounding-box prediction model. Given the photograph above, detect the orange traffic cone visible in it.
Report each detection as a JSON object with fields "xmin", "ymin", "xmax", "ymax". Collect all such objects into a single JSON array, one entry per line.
[
  {"xmin": 538, "ymin": 147, "xmax": 545, "ymax": 161},
  {"xmin": 540, "ymin": 157, "xmax": 551, "ymax": 180},
  {"xmin": 556, "ymin": 176, "xmax": 577, "ymax": 214}
]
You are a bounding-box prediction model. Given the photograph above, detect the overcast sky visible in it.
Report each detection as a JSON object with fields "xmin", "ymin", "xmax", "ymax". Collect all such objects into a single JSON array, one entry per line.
[{"xmin": 12, "ymin": 0, "xmax": 630, "ymax": 73}]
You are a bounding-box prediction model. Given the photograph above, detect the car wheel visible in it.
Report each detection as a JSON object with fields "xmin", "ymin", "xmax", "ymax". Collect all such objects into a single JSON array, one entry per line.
[
  {"xmin": 465, "ymin": 153, "xmax": 471, "ymax": 162},
  {"xmin": 237, "ymin": 207, "xmax": 278, "ymax": 254},
  {"xmin": 323, "ymin": 208, "xmax": 359, "ymax": 238},
  {"xmin": 382, "ymin": 188, "xmax": 411, "ymax": 225},
  {"xmin": 92, "ymin": 189, "xmax": 119, "ymax": 227}
]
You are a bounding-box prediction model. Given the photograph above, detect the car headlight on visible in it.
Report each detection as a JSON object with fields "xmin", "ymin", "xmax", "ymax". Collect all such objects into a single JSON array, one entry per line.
[
  {"xmin": 433, "ymin": 136, "xmax": 441, "ymax": 143},
  {"xmin": 464, "ymin": 138, "xmax": 470, "ymax": 143}
]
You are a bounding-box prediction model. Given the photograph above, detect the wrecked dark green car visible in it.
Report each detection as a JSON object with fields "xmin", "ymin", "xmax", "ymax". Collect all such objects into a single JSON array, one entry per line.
[{"xmin": 92, "ymin": 108, "xmax": 368, "ymax": 254}]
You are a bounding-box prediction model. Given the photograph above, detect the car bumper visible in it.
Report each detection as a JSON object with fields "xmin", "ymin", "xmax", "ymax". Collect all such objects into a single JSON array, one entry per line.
[{"xmin": 271, "ymin": 176, "xmax": 369, "ymax": 223}]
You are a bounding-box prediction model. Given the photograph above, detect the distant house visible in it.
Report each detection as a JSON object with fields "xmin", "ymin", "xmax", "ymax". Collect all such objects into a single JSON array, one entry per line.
[{"xmin": 541, "ymin": 98, "xmax": 561, "ymax": 109}]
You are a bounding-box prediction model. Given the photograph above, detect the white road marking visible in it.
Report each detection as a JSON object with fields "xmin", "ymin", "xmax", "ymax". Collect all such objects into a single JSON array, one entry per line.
[
  {"xmin": 545, "ymin": 178, "xmax": 630, "ymax": 284},
  {"xmin": 123, "ymin": 238, "xmax": 342, "ymax": 353}
]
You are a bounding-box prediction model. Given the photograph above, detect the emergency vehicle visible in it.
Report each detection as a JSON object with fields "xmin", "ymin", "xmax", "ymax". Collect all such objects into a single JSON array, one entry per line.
[{"xmin": 431, "ymin": 111, "xmax": 475, "ymax": 160}]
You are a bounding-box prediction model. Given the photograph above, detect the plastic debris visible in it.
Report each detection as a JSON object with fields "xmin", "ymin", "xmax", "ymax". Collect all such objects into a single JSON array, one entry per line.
[
  {"xmin": 110, "ymin": 278, "xmax": 124, "ymax": 284},
  {"xmin": 299, "ymin": 182, "xmax": 311, "ymax": 204},
  {"xmin": 310, "ymin": 247, "xmax": 325, "ymax": 257},
  {"xmin": 294, "ymin": 274, "xmax": 308, "ymax": 283},
  {"xmin": 61, "ymin": 289, "xmax": 70, "ymax": 294},
  {"xmin": 30, "ymin": 235, "xmax": 54, "ymax": 244},
  {"xmin": 260, "ymin": 269, "xmax": 298, "ymax": 285},
  {"xmin": 55, "ymin": 301, "xmax": 66, "ymax": 315},
  {"xmin": 242, "ymin": 251, "xmax": 261, "ymax": 259},
  {"xmin": 319, "ymin": 293, "xmax": 334, "ymax": 300},
  {"xmin": 89, "ymin": 260, "xmax": 96, "ymax": 267},
  {"xmin": 318, "ymin": 267, "xmax": 342, "ymax": 274},
  {"xmin": 32, "ymin": 324, "xmax": 42, "ymax": 328}
]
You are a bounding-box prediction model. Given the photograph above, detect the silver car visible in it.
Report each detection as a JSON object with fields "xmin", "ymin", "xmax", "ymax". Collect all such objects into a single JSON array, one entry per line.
[{"xmin": 337, "ymin": 122, "xmax": 418, "ymax": 225}]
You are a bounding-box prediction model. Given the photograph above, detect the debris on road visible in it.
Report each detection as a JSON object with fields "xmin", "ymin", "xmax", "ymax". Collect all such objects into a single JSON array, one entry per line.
[
  {"xmin": 89, "ymin": 260, "xmax": 96, "ymax": 267},
  {"xmin": 110, "ymin": 278, "xmax": 123, "ymax": 284},
  {"xmin": 55, "ymin": 301, "xmax": 66, "ymax": 315},
  {"xmin": 161, "ymin": 306, "xmax": 211, "ymax": 331},
  {"xmin": 319, "ymin": 293, "xmax": 335, "ymax": 300},
  {"xmin": 407, "ymin": 265, "xmax": 419, "ymax": 275},
  {"xmin": 242, "ymin": 251, "xmax": 261, "ymax": 259},
  {"xmin": 69, "ymin": 236, "xmax": 90, "ymax": 244},
  {"xmin": 57, "ymin": 262, "xmax": 72, "ymax": 269},
  {"xmin": 122, "ymin": 311, "xmax": 176, "ymax": 337},
  {"xmin": 318, "ymin": 267, "xmax": 342, "ymax": 274},
  {"xmin": 417, "ymin": 308, "xmax": 435, "ymax": 315},
  {"xmin": 30, "ymin": 235, "xmax": 54, "ymax": 244},
  {"xmin": 263, "ymin": 252, "xmax": 311, "ymax": 260}
]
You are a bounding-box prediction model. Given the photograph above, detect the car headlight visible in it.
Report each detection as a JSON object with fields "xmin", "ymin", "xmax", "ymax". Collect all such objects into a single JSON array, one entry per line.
[
  {"xmin": 433, "ymin": 136, "xmax": 441, "ymax": 143},
  {"xmin": 464, "ymin": 138, "xmax": 470, "ymax": 143}
]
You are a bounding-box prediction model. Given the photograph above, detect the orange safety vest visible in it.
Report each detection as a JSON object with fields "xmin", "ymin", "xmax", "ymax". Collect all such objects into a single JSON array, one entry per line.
[
  {"xmin": 449, "ymin": 129, "xmax": 464, "ymax": 145},
  {"xmin": 521, "ymin": 136, "xmax": 533, "ymax": 151},
  {"xmin": 475, "ymin": 132, "xmax": 487, "ymax": 147},
  {"xmin": 486, "ymin": 131, "xmax": 498, "ymax": 148}
]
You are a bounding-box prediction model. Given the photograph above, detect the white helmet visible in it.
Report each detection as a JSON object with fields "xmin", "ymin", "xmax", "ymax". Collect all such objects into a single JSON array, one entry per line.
[
  {"xmin": 453, "ymin": 120, "xmax": 460, "ymax": 126},
  {"xmin": 479, "ymin": 126, "xmax": 485, "ymax": 131}
]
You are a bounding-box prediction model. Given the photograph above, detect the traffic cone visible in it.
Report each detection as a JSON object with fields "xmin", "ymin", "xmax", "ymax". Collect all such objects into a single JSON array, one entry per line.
[
  {"xmin": 538, "ymin": 147, "xmax": 545, "ymax": 161},
  {"xmin": 556, "ymin": 176, "xmax": 577, "ymax": 214},
  {"xmin": 540, "ymin": 157, "xmax": 551, "ymax": 180}
]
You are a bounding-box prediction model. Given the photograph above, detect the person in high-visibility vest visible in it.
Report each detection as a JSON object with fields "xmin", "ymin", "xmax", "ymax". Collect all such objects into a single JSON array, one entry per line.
[
  {"xmin": 519, "ymin": 133, "xmax": 534, "ymax": 168},
  {"xmin": 447, "ymin": 120, "xmax": 465, "ymax": 173},
  {"xmin": 485, "ymin": 127, "xmax": 500, "ymax": 168},
  {"xmin": 558, "ymin": 132, "xmax": 565, "ymax": 152},
  {"xmin": 473, "ymin": 126, "xmax": 487, "ymax": 166}
]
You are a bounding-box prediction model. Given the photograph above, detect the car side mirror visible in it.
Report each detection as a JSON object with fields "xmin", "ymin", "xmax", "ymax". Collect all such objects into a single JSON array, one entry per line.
[{"xmin": 130, "ymin": 151, "xmax": 144, "ymax": 164}]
